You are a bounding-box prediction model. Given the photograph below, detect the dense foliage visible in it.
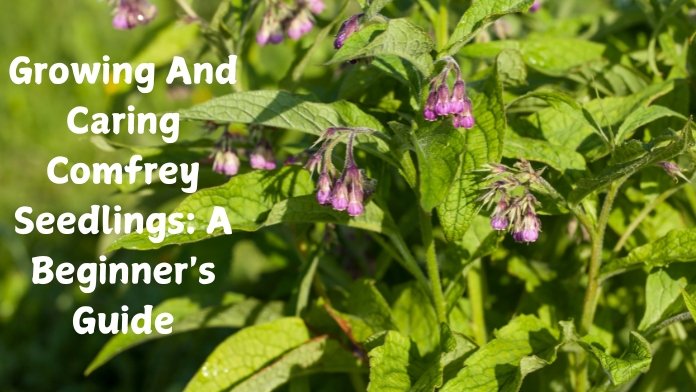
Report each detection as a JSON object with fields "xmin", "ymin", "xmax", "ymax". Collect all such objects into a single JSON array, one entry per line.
[{"xmin": 3, "ymin": 0, "xmax": 696, "ymax": 391}]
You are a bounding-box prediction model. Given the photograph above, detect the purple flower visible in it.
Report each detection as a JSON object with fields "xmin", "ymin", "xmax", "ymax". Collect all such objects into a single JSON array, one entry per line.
[
  {"xmin": 449, "ymin": 80, "xmax": 467, "ymax": 114},
  {"xmin": 316, "ymin": 172, "xmax": 332, "ymax": 205},
  {"xmin": 334, "ymin": 14, "xmax": 362, "ymax": 49},
  {"xmin": 529, "ymin": 0, "xmax": 542, "ymax": 13},
  {"xmin": 286, "ymin": 9, "xmax": 314, "ymax": 40},
  {"xmin": 512, "ymin": 211, "xmax": 541, "ymax": 243},
  {"xmin": 344, "ymin": 165, "xmax": 365, "ymax": 216},
  {"xmin": 331, "ymin": 179, "xmax": 349, "ymax": 211},
  {"xmin": 659, "ymin": 161, "xmax": 690, "ymax": 182},
  {"xmin": 249, "ymin": 144, "xmax": 277, "ymax": 171},
  {"xmin": 213, "ymin": 150, "xmax": 240, "ymax": 177},
  {"xmin": 490, "ymin": 199, "xmax": 509, "ymax": 231},
  {"xmin": 305, "ymin": 0, "xmax": 325, "ymax": 14},
  {"xmin": 423, "ymin": 90, "xmax": 438, "ymax": 121},
  {"xmin": 435, "ymin": 84, "xmax": 451, "ymax": 116},
  {"xmin": 453, "ymin": 112, "xmax": 475, "ymax": 129},
  {"xmin": 112, "ymin": 0, "xmax": 157, "ymax": 30}
]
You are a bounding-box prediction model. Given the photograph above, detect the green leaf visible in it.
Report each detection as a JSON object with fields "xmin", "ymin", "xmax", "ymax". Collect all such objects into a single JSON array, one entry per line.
[
  {"xmin": 230, "ymin": 336, "xmax": 361, "ymax": 392},
  {"xmin": 365, "ymin": 0, "xmax": 392, "ymax": 20},
  {"xmin": 86, "ymin": 295, "xmax": 282, "ymax": 375},
  {"xmin": 328, "ymin": 280, "xmax": 398, "ymax": 343},
  {"xmin": 414, "ymin": 122, "xmax": 466, "ymax": 210},
  {"xmin": 330, "ymin": 19, "xmax": 435, "ymax": 76},
  {"xmin": 366, "ymin": 331, "xmax": 412, "ymax": 392},
  {"xmin": 503, "ymin": 131, "xmax": 586, "ymax": 173},
  {"xmin": 107, "ymin": 167, "xmax": 314, "ymax": 251},
  {"xmin": 682, "ymin": 290, "xmax": 696, "ymax": 322},
  {"xmin": 391, "ymin": 283, "xmax": 439, "ymax": 356},
  {"xmin": 496, "ymin": 49, "xmax": 527, "ymax": 86},
  {"xmin": 178, "ymin": 90, "xmax": 390, "ymax": 159},
  {"xmin": 444, "ymin": 0, "xmax": 534, "ymax": 56},
  {"xmin": 568, "ymin": 121, "xmax": 692, "ymax": 205},
  {"xmin": 638, "ymin": 267, "xmax": 693, "ymax": 332},
  {"xmin": 615, "ymin": 105, "xmax": 686, "ymax": 143},
  {"xmin": 184, "ymin": 317, "xmax": 310, "ymax": 392},
  {"xmin": 440, "ymin": 315, "xmax": 560, "ymax": 392},
  {"xmin": 437, "ymin": 59, "xmax": 505, "ymax": 241},
  {"xmin": 461, "ymin": 38, "xmax": 605, "ymax": 76},
  {"xmin": 602, "ymin": 228, "xmax": 696, "ymax": 279},
  {"xmin": 579, "ymin": 332, "xmax": 652, "ymax": 386}
]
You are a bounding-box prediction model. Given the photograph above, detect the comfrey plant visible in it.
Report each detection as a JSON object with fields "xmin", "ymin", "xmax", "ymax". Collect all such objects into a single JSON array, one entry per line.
[{"xmin": 90, "ymin": 1, "xmax": 696, "ymax": 392}]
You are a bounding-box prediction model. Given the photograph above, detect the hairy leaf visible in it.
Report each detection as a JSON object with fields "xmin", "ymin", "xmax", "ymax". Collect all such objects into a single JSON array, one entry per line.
[
  {"xmin": 331, "ymin": 18, "xmax": 434, "ymax": 76},
  {"xmin": 86, "ymin": 295, "xmax": 282, "ymax": 375},
  {"xmin": 615, "ymin": 105, "xmax": 686, "ymax": 143},
  {"xmin": 444, "ymin": 0, "xmax": 535, "ymax": 55},
  {"xmin": 579, "ymin": 332, "xmax": 652, "ymax": 385},
  {"xmin": 503, "ymin": 131, "xmax": 586, "ymax": 173},
  {"xmin": 366, "ymin": 331, "xmax": 412, "ymax": 392},
  {"xmin": 440, "ymin": 315, "xmax": 560, "ymax": 391}
]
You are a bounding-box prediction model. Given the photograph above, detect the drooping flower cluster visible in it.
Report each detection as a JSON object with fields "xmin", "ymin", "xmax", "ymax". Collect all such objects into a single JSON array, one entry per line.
[
  {"xmin": 480, "ymin": 160, "xmax": 545, "ymax": 243},
  {"xmin": 210, "ymin": 127, "xmax": 278, "ymax": 177},
  {"xmin": 256, "ymin": 0, "xmax": 325, "ymax": 45},
  {"xmin": 111, "ymin": 0, "xmax": 157, "ymax": 30},
  {"xmin": 423, "ymin": 57, "xmax": 475, "ymax": 129},
  {"xmin": 305, "ymin": 128, "xmax": 374, "ymax": 216},
  {"xmin": 659, "ymin": 161, "xmax": 690, "ymax": 182},
  {"xmin": 334, "ymin": 14, "xmax": 363, "ymax": 49}
]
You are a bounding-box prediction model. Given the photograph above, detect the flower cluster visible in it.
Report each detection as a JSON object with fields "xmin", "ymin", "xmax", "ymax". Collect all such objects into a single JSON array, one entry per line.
[
  {"xmin": 305, "ymin": 128, "xmax": 374, "ymax": 216},
  {"xmin": 111, "ymin": 0, "xmax": 157, "ymax": 30},
  {"xmin": 210, "ymin": 129, "xmax": 277, "ymax": 177},
  {"xmin": 334, "ymin": 14, "xmax": 363, "ymax": 49},
  {"xmin": 423, "ymin": 58, "xmax": 475, "ymax": 129},
  {"xmin": 256, "ymin": 0, "xmax": 324, "ymax": 45},
  {"xmin": 480, "ymin": 160, "xmax": 545, "ymax": 243}
]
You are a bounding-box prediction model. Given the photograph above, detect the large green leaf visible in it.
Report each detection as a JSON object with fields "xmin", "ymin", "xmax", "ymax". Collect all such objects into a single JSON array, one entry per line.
[
  {"xmin": 86, "ymin": 295, "xmax": 282, "ymax": 375},
  {"xmin": 414, "ymin": 122, "xmax": 466, "ymax": 210},
  {"xmin": 614, "ymin": 105, "xmax": 686, "ymax": 143},
  {"xmin": 107, "ymin": 167, "xmax": 313, "ymax": 250},
  {"xmin": 568, "ymin": 121, "xmax": 692, "ymax": 204},
  {"xmin": 230, "ymin": 336, "xmax": 360, "ymax": 392},
  {"xmin": 440, "ymin": 315, "xmax": 561, "ymax": 392},
  {"xmin": 184, "ymin": 317, "xmax": 310, "ymax": 392},
  {"xmin": 366, "ymin": 331, "xmax": 412, "ymax": 392},
  {"xmin": 638, "ymin": 267, "xmax": 693, "ymax": 332},
  {"xmin": 330, "ymin": 18, "xmax": 435, "ymax": 76},
  {"xmin": 391, "ymin": 283, "xmax": 439, "ymax": 356},
  {"xmin": 460, "ymin": 38, "xmax": 606, "ymax": 76},
  {"xmin": 503, "ymin": 131, "xmax": 586, "ymax": 173},
  {"xmin": 437, "ymin": 59, "xmax": 505, "ymax": 241},
  {"xmin": 579, "ymin": 332, "xmax": 652, "ymax": 386},
  {"xmin": 444, "ymin": 0, "xmax": 535, "ymax": 56},
  {"xmin": 602, "ymin": 228, "xmax": 696, "ymax": 278}
]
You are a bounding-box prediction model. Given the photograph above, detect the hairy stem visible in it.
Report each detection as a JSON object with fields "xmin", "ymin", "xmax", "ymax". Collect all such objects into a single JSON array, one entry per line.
[
  {"xmin": 575, "ymin": 179, "xmax": 625, "ymax": 391},
  {"xmin": 468, "ymin": 259, "xmax": 488, "ymax": 345},
  {"xmin": 420, "ymin": 209, "xmax": 447, "ymax": 323}
]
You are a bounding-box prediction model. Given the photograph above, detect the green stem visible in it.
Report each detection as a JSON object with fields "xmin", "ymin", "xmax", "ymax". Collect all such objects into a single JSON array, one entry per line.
[
  {"xmin": 436, "ymin": 0, "xmax": 449, "ymax": 51},
  {"xmin": 468, "ymin": 259, "xmax": 487, "ymax": 345},
  {"xmin": 420, "ymin": 208, "xmax": 447, "ymax": 323},
  {"xmin": 575, "ymin": 179, "xmax": 625, "ymax": 391}
]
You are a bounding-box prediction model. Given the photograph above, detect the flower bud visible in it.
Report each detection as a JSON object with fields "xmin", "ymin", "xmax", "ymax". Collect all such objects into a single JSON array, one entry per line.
[
  {"xmin": 512, "ymin": 211, "xmax": 541, "ymax": 243},
  {"xmin": 331, "ymin": 179, "xmax": 349, "ymax": 211},
  {"xmin": 449, "ymin": 80, "xmax": 467, "ymax": 114},
  {"xmin": 305, "ymin": 0, "xmax": 325, "ymax": 14},
  {"xmin": 213, "ymin": 150, "xmax": 240, "ymax": 176},
  {"xmin": 659, "ymin": 161, "xmax": 690, "ymax": 182},
  {"xmin": 423, "ymin": 90, "xmax": 438, "ymax": 121},
  {"xmin": 286, "ymin": 10, "xmax": 314, "ymax": 40},
  {"xmin": 249, "ymin": 143, "xmax": 277, "ymax": 170},
  {"xmin": 435, "ymin": 84, "xmax": 451, "ymax": 116},
  {"xmin": 529, "ymin": 0, "xmax": 542, "ymax": 13},
  {"xmin": 490, "ymin": 199, "xmax": 509, "ymax": 231},
  {"xmin": 334, "ymin": 14, "xmax": 362, "ymax": 49},
  {"xmin": 316, "ymin": 172, "xmax": 332, "ymax": 205},
  {"xmin": 112, "ymin": 0, "xmax": 157, "ymax": 30}
]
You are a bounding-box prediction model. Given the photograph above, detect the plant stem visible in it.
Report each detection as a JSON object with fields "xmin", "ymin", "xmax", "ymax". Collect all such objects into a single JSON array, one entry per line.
[
  {"xmin": 575, "ymin": 179, "xmax": 625, "ymax": 391},
  {"xmin": 468, "ymin": 259, "xmax": 488, "ymax": 345},
  {"xmin": 420, "ymin": 208, "xmax": 447, "ymax": 323},
  {"xmin": 436, "ymin": 0, "xmax": 449, "ymax": 51}
]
